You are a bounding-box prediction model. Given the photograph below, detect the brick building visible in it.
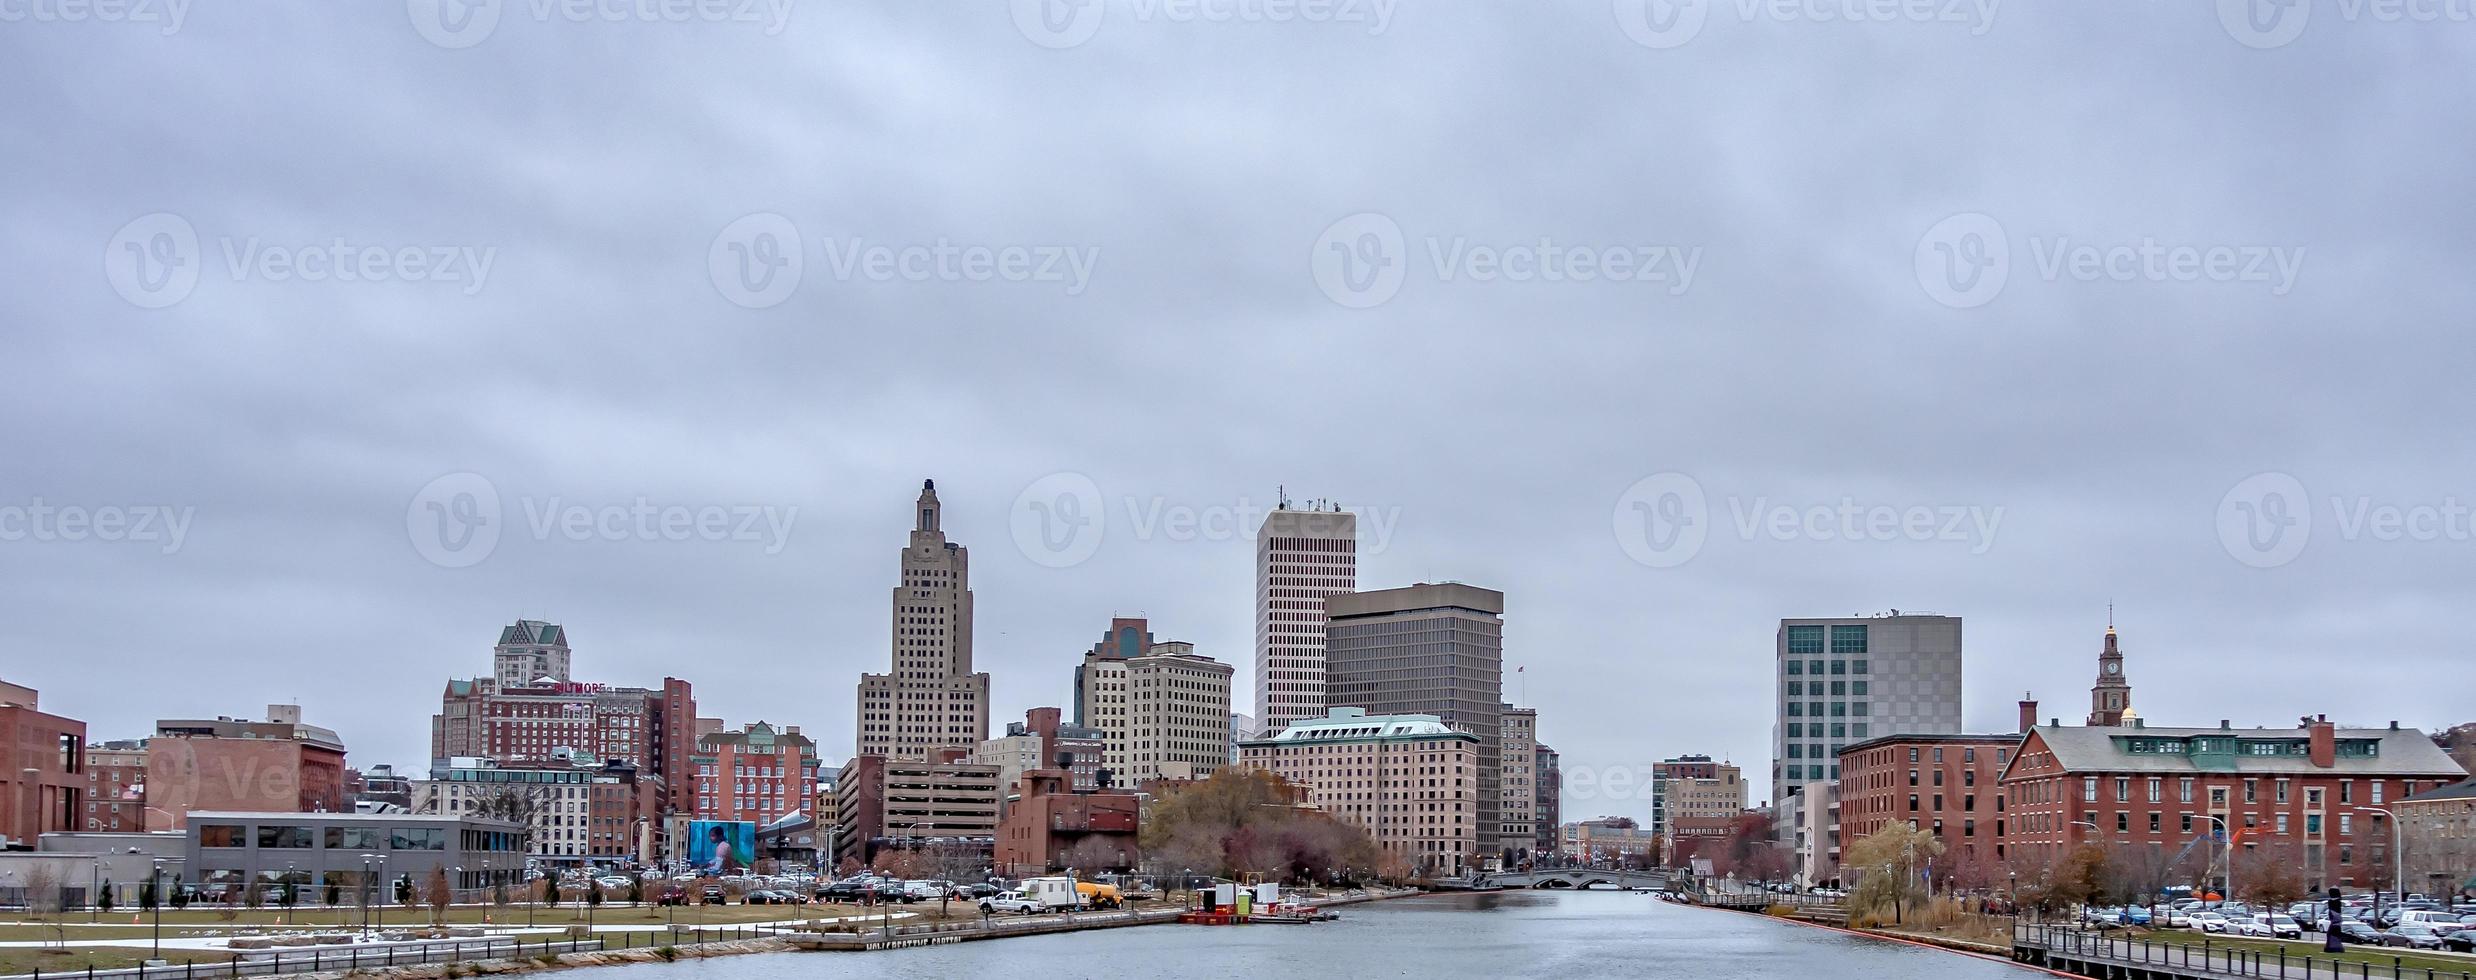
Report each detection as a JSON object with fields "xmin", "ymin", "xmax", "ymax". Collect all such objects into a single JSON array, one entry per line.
[
  {"xmin": 0, "ymin": 681, "xmax": 86, "ymax": 848},
  {"xmin": 147, "ymin": 704, "xmax": 348, "ymax": 830},
  {"xmin": 415, "ymin": 756, "xmax": 650, "ymax": 864},
  {"xmin": 85, "ymin": 739, "xmax": 148, "ymax": 831},
  {"xmin": 2001, "ymin": 713, "xmax": 2468, "ymax": 892},
  {"xmin": 993, "ymin": 768, "xmax": 1140, "ymax": 875},
  {"xmin": 692, "ymin": 721, "xmax": 821, "ymax": 827},
  {"xmin": 430, "ymin": 621, "xmax": 697, "ymax": 822},
  {"xmin": 1838, "ymin": 731, "xmax": 2018, "ymax": 869},
  {"xmin": 1563, "ymin": 817, "xmax": 1659, "ymax": 865}
]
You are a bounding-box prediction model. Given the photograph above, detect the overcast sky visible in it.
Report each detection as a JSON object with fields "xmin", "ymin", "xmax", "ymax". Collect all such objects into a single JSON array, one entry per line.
[{"xmin": 5, "ymin": 1, "xmax": 2472, "ymax": 822}]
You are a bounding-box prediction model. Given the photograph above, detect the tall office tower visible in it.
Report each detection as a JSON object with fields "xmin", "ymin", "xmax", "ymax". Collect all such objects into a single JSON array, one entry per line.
[
  {"xmin": 1325, "ymin": 582, "xmax": 1506, "ymax": 865},
  {"xmin": 856, "ymin": 480, "xmax": 991, "ymax": 761},
  {"xmin": 1500, "ymin": 705, "xmax": 1538, "ymax": 867},
  {"xmin": 493, "ymin": 620, "xmax": 572, "ymax": 687},
  {"xmin": 1771, "ymin": 613, "xmax": 1962, "ymax": 797},
  {"xmin": 1253, "ymin": 498, "xmax": 1357, "ymax": 734}
]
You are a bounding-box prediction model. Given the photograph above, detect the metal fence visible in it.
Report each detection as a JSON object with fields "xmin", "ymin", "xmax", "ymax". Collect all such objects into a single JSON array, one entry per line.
[
  {"xmin": 0, "ymin": 931, "xmax": 816, "ymax": 980},
  {"xmin": 2016, "ymin": 923, "xmax": 2476, "ymax": 980}
]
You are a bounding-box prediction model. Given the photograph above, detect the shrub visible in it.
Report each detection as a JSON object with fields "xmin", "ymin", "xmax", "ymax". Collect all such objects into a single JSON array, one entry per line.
[{"xmin": 653, "ymin": 946, "xmax": 678, "ymax": 962}]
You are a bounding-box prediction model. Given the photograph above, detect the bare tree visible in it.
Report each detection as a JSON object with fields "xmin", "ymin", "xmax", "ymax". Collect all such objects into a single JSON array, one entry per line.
[{"xmin": 425, "ymin": 868, "xmax": 451, "ymax": 926}]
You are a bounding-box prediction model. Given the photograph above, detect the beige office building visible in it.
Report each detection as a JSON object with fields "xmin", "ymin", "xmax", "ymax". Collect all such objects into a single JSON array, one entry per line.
[
  {"xmin": 856, "ymin": 480, "xmax": 991, "ymax": 761},
  {"xmin": 1077, "ymin": 623, "xmax": 1235, "ymax": 785},
  {"xmin": 1254, "ymin": 502, "xmax": 1358, "ymax": 734},
  {"xmin": 1500, "ymin": 706, "xmax": 1538, "ymax": 866},
  {"xmin": 1240, "ymin": 708, "xmax": 1479, "ymax": 877}
]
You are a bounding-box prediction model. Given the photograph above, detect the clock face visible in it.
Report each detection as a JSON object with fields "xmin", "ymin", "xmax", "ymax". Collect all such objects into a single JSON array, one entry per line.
[{"xmin": 2105, "ymin": 662, "xmax": 2120, "ymax": 675}]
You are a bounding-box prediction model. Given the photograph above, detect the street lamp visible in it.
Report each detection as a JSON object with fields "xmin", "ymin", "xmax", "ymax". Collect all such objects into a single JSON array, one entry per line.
[
  {"xmin": 2196, "ymin": 815, "xmax": 2233, "ymax": 909},
  {"xmin": 2351, "ymin": 807, "xmax": 2404, "ymax": 920},
  {"xmin": 150, "ymin": 858, "xmax": 166, "ymax": 958}
]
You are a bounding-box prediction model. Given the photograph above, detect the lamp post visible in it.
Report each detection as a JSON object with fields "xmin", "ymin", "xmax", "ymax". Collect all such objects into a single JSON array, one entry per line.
[
  {"xmin": 150, "ymin": 858, "xmax": 165, "ymax": 958},
  {"xmin": 2197, "ymin": 814, "xmax": 2232, "ymax": 909},
  {"xmin": 2351, "ymin": 807, "xmax": 2403, "ymax": 922},
  {"xmin": 90, "ymin": 856, "xmax": 103, "ymax": 923}
]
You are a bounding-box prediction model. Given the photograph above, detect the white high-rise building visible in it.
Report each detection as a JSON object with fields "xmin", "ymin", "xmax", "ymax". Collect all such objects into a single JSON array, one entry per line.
[
  {"xmin": 856, "ymin": 480, "xmax": 991, "ymax": 761},
  {"xmin": 1770, "ymin": 613, "xmax": 1962, "ymax": 796},
  {"xmin": 1253, "ymin": 499, "xmax": 1357, "ymax": 734}
]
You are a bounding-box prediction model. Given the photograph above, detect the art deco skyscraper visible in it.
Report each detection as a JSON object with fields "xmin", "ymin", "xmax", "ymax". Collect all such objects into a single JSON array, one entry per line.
[
  {"xmin": 1253, "ymin": 498, "xmax": 1358, "ymax": 734},
  {"xmin": 856, "ymin": 480, "xmax": 991, "ymax": 760}
]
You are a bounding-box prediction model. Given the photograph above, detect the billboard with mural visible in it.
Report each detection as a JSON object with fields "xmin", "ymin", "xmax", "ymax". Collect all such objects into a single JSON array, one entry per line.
[{"xmin": 689, "ymin": 820, "xmax": 755, "ymax": 874}]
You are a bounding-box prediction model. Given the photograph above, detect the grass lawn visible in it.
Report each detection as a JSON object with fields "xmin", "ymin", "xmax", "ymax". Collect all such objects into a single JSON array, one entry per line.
[{"xmin": 2101, "ymin": 928, "xmax": 2476, "ymax": 976}]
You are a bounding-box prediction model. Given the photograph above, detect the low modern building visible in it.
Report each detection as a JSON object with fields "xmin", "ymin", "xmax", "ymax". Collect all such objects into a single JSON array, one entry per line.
[
  {"xmin": 2001, "ymin": 713, "xmax": 2469, "ymax": 892},
  {"xmin": 1, "ymin": 680, "xmax": 88, "ymax": 849},
  {"xmin": 1239, "ymin": 707, "xmax": 1479, "ymax": 878},
  {"xmin": 181, "ymin": 811, "xmax": 526, "ymax": 902},
  {"xmin": 992, "ymin": 769, "xmax": 1140, "ymax": 876}
]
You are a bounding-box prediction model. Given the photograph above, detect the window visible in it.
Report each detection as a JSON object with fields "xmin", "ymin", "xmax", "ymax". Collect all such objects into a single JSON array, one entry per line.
[
  {"xmin": 2117, "ymin": 811, "xmax": 2129, "ymax": 832},
  {"xmin": 1786, "ymin": 681, "xmax": 1803, "ymax": 695},
  {"xmin": 2115, "ymin": 778, "xmax": 2130, "ymax": 802},
  {"xmin": 2276, "ymin": 779, "xmax": 2289, "ymax": 804},
  {"xmin": 1787, "ymin": 723, "xmax": 1803, "ymax": 738},
  {"xmin": 1933, "ymin": 748, "xmax": 1945, "ymax": 763},
  {"xmin": 2275, "ymin": 814, "xmax": 2289, "ymax": 834},
  {"xmin": 391, "ymin": 827, "xmax": 446, "ymax": 850},
  {"xmin": 2181, "ymin": 814, "xmax": 2193, "ymax": 833},
  {"xmin": 1830, "ymin": 625, "xmax": 1868, "ymax": 653},
  {"xmin": 2083, "ymin": 777, "xmax": 2098, "ymax": 802},
  {"xmin": 2149, "ymin": 812, "xmax": 2161, "ymax": 832},
  {"xmin": 1786, "ymin": 625, "xmax": 1824, "ymax": 654},
  {"xmin": 1830, "ymin": 661, "xmax": 1847, "ymax": 675},
  {"xmin": 1963, "ymin": 747, "xmax": 1975, "ymax": 763},
  {"xmin": 2244, "ymin": 779, "xmax": 2258, "ymax": 803},
  {"xmin": 2340, "ymin": 781, "xmax": 2352, "ymax": 804},
  {"xmin": 2179, "ymin": 778, "xmax": 2194, "ymax": 803},
  {"xmin": 1908, "ymin": 748, "xmax": 1920, "ymax": 763},
  {"xmin": 2147, "ymin": 778, "xmax": 2161, "ymax": 803},
  {"xmin": 258, "ymin": 825, "xmax": 313, "ymax": 848},
  {"xmin": 1852, "ymin": 681, "xmax": 1869, "ymax": 696},
  {"xmin": 1852, "ymin": 702, "xmax": 1869, "ymax": 717},
  {"xmin": 2371, "ymin": 781, "xmax": 2384, "ymax": 804},
  {"xmin": 326, "ymin": 827, "xmax": 382, "ymax": 849},
  {"xmin": 1785, "ymin": 660, "xmax": 1804, "ymax": 676},
  {"xmin": 199, "ymin": 824, "xmax": 247, "ymax": 848}
]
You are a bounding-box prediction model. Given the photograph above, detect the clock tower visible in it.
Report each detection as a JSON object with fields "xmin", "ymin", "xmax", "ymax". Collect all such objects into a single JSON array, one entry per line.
[{"xmin": 2087, "ymin": 622, "xmax": 2131, "ymax": 727}]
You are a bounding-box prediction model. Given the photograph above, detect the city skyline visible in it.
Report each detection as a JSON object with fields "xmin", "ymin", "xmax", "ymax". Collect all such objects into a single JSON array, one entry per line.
[{"xmin": 14, "ymin": 469, "xmax": 2469, "ymax": 827}]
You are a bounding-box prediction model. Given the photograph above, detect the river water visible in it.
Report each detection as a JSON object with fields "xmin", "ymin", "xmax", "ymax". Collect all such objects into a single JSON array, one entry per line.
[{"xmin": 583, "ymin": 889, "xmax": 2046, "ymax": 979}]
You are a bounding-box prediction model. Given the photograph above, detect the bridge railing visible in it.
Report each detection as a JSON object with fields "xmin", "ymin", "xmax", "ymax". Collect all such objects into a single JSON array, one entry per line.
[{"xmin": 2014, "ymin": 922, "xmax": 2476, "ymax": 980}]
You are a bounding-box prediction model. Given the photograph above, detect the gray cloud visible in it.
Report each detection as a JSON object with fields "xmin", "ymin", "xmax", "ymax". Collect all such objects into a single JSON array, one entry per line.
[{"xmin": 3, "ymin": 1, "xmax": 2472, "ymax": 817}]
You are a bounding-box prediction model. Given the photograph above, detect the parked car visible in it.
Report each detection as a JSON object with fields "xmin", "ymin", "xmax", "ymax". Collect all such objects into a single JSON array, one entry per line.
[
  {"xmin": 2396, "ymin": 911, "xmax": 2467, "ymax": 932},
  {"xmin": 2157, "ymin": 907, "xmax": 2191, "ymax": 928},
  {"xmin": 2380, "ymin": 924, "xmax": 2447, "ymax": 950},
  {"xmin": 2260, "ymin": 915, "xmax": 2303, "ymax": 940},
  {"xmin": 978, "ymin": 890, "xmax": 1048, "ymax": 915},
  {"xmin": 655, "ymin": 886, "xmax": 689, "ymax": 907},
  {"xmin": 2227, "ymin": 916, "xmax": 2273, "ymax": 938},
  {"xmin": 2336, "ymin": 922, "xmax": 2386, "ymax": 945},
  {"xmin": 815, "ymin": 881, "xmax": 872, "ymax": 902},
  {"xmin": 2189, "ymin": 912, "xmax": 2231, "ymax": 933},
  {"xmin": 2439, "ymin": 929, "xmax": 2476, "ymax": 953},
  {"xmin": 700, "ymin": 885, "xmax": 726, "ymax": 905}
]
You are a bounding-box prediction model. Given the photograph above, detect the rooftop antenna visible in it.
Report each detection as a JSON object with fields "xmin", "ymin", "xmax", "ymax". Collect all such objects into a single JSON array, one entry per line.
[{"xmin": 1278, "ymin": 484, "xmax": 1288, "ymax": 510}]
